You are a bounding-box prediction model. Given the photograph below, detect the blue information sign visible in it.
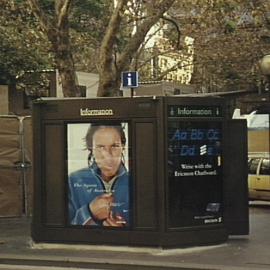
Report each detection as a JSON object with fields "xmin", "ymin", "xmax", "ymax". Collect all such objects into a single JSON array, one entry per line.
[{"xmin": 122, "ymin": 71, "xmax": 139, "ymax": 88}]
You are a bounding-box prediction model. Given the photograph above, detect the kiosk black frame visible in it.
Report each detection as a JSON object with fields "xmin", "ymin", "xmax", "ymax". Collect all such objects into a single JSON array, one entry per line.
[{"xmin": 32, "ymin": 96, "xmax": 248, "ymax": 247}]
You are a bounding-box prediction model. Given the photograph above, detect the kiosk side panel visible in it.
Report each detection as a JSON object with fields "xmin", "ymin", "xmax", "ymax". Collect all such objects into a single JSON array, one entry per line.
[
  {"xmin": 44, "ymin": 122, "xmax": 65, "ymax": 226},
  {"xmin": 223, "ymin": 119, "xmax": 249, "ymax": 235},
  {"xmin": 134, "ymin": 121, "xmax": 157, "ymax": 230}
]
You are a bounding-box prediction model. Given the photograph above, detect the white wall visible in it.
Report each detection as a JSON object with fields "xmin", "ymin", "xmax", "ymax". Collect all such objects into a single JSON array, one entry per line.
[{"xmin": 56, "ymin": 71, "xmax": 99, "ymax": 98}]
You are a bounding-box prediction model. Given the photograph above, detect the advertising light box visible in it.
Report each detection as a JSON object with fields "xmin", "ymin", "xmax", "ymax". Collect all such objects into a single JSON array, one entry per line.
[
  {"xmin": 67, "ymin": 122, "xmax": 131, "ymax": 228},
  {"xmin": 168, "ymin": 120, "xmax": 223, "ymax": 228}
]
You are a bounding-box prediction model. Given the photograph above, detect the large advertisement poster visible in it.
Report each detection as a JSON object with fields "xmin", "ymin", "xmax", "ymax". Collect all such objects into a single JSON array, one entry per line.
[
  {"xmin": 67, "ymin": 122, "xmax": 131, "ymax": 228},
  {"xmin": 168, "ymin": 120, "xmax": 223, "ymax": 228}
]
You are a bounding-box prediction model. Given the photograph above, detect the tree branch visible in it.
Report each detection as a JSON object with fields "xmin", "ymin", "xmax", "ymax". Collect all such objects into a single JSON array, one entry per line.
[
  {"xmin": 56, "ymin": 0, "xmax": 73, "ymax": 28},
  {"xmin": 99, "ymin": 0, "xmax": 129, "ymax": 73},
  {"xmin": 130, "ymin": 24, "xmax": 163, "ymax": 69},
  {"xmin": 27, "ymin": 0, "xmax": 52, "ymax": 34},
  {"xmin": 136, "ymin": 47, "xmax": 181, "ymax": 70},
  {"xmin": 162, "ymin": 14, "xmax": 181, "ymax": 49},
  {"xmin": 117, "ymin": 0, "xmax": 176, "ymax": 71}
]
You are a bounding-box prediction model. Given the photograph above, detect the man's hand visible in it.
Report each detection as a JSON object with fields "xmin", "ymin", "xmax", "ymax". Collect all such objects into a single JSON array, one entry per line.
[
  {"xmin": 103, "ymin": 211, "xmax": 126, "ymax": 227},
  {"xmin": 89, "ymin": 193, "xmax": 114, "ymax": 221}
]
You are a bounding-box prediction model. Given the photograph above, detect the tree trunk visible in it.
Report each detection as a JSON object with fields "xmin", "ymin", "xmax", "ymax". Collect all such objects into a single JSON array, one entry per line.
[
  {"xmin": 97, "ymin": 71, "xmax": 122, "ymax": 97},
  {"xmin": 54, "ymin": 13, "xmax": 80, "ymax": 97},
  {"xmin": 97, "ymin": 56, "xmax": 122, "ymax": 97},
  {"xmin": 97, "ymin": 0, "xmax": 176, "ymax": 97},
  {"xmin": 97, "ymin": 0, "xmax": 128, "ymax": 97},
  {"xmin": 28, "ymin": 0, "xmax": 80, "ymax": 97},
  {"xmin": 57, "ymin": 58, "xmax": 80, "ymax": 97}
]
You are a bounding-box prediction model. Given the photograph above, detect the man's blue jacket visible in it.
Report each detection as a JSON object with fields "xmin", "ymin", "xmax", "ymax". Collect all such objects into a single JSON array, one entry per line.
[{"xmin": 68, "ymin": 162, "xmax": 130, "ymax": 226}]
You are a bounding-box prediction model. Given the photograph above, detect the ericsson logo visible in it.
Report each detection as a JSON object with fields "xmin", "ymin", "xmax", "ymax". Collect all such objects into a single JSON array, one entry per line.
[
  {"xmin": 200, "ymin": 145, "xmax": 207, "ymax": 155},
  {"xmin": 80, "ymin": 108, "xmax": 114, "ymax": 116}
]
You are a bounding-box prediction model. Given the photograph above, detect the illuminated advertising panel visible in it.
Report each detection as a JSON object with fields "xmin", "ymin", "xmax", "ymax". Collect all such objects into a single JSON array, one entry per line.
[
  {"xmin": 67, "ymin": 122, "xmax": 131, "ymax": 228},
  {"xmin": 168, "ymin": 120, "xmax": 223, "ymax": 228}
]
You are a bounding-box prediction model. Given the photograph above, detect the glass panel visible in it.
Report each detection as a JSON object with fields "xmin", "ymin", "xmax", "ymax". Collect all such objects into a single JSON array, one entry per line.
[
  {"xmin": 248, "ymin": 158, "xmax": 260, "ymax": 174},
  {"xmin": 67, "ymin": 122, "xmax": 131, "ymax": 228},
  {"xmin": 167, "ymin": 121, "xmax": 223, "ymax": 228},
  {"xmin": 260, "ymin": 159, "xmax": 270, "ymax": 175}
]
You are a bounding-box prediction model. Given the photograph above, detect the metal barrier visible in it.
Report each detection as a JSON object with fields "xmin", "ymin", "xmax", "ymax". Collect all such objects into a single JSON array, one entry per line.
[{"xmin": 0, "ymin": 115, "xmax": 33, "ymax": 217}]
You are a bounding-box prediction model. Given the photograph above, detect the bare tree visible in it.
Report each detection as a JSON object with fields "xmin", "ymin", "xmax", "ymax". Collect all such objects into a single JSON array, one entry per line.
[
  {"xmin": 27, "ymin": 0, "xmax": 176, "ymax": 97},
  {"xmin": 97, "ymin": 0, "xmax": 176, "ymax": 97}
]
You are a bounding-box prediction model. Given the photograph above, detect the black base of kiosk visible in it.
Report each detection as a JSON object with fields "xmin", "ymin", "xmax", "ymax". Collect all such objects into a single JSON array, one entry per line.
[{"xmin": 32, "ymin": 96, "xmax": 248, "ymax": 248}]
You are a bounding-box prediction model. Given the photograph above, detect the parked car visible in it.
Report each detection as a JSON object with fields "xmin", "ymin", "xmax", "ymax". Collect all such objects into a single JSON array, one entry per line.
[{"xmin": 248, "ymin": 153, "xmax": 270, "ymax": 201}]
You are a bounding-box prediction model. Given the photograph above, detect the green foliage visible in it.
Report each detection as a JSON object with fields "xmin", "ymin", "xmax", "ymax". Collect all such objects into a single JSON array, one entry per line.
[
  {"xmin": 16, "ymin": 71, "xmax": 52, "ymax": 97},
  {"xmin": 0, "ymin": 35, "xmax": 47, "ymax": 83},
  {"xmin": 3, "ymin": 0, "xmax": 269, "ymax": 95},
  {"xmin": 70, "ymin": 0, "xmax": 111, "ymax": 42},
  {"xmin": 72, "ymin": 0, "xmax": 108, "ymax": 19},
  {"xmin": 169, "ymin": 0, "xmax": 270, "ymax": 91},
  {"xmin": 0, "ymin": 0, "xmax": 111, "ymax": 85},
  {"xmin": 0, "ymin": 0, "xmax": 51, "ymax": 84},
  {"xmin": 224, "ymin": 20, "xmax": 237, "ymax": 33}
]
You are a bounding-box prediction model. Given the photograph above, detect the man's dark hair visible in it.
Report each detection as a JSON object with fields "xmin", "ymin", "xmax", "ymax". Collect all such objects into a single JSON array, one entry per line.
[{"xmin": 85, "ymin": 123, "xmax": 126, "ymax": 166}]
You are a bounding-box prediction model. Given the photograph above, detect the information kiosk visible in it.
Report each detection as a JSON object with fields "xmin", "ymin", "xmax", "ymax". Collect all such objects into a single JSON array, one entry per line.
[{"xmin": 32, "ymin": 96, "xmax": 249, "ymax": 247}]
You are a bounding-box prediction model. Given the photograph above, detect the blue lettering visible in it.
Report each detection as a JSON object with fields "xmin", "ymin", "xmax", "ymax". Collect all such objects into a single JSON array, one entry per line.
[
  {"xmin": 207, "ymin": 146, "xmax": 214, "ymax": 156},
  {"xmin": 180, "ymin": 145, "xmax": 196, "ymax": 156},
  {"xmin": 171, "ymin": 129, "xmax": 188, "ymax": 140},
  {"xmin": 170, "ymin": 128, "xmax": 221, "ymax": 141},
  {"xmin": 191, "ymin": 129, "xmax": 204, "ymax": 140},
  {"xmin": 207, "ymin": 129, "xmax": 219, "ymax": 140},
  {"xmin": 207, "ymin": 145, "xmax": 220, "ymax": 156}
]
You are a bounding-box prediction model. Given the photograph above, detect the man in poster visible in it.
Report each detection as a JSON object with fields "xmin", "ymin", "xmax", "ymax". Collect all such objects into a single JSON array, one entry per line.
[{"xmin": 68, "ymin": 122, "xmax": 130, "ymax": 227}]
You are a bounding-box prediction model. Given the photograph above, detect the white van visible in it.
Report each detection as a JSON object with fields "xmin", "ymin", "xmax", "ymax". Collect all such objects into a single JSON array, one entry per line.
[{"xmin": 248, "ymin": 153, "xmax": 270, "ymax": 201}]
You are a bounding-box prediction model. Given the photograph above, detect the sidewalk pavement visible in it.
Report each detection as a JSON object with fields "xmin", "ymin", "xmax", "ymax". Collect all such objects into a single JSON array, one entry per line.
[{"xmin": 0, "ymin": 202, "xmax": 270, "ymax": 270}]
